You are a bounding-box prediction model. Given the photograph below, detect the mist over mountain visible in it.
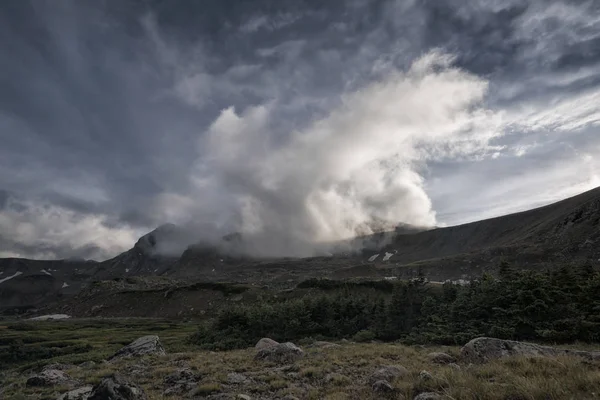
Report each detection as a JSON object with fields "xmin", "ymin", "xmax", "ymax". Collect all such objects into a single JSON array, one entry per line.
[{"xmin": 1, "ymin": 1, "xmax": 600, "ymax": 261}]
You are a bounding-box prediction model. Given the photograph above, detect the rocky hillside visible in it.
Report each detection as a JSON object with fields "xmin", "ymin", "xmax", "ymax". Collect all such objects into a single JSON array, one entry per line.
[{"xmin": 2, "ymin": 187, "xmax": 600, "ymax": 313}]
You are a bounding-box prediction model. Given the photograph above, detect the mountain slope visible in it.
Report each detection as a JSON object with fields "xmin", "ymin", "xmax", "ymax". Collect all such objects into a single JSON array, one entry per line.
[
  {"xmin": 382, "ymin": 186, "xmax": 600, "ymax": 263},
  {"xmin": 2, "ymin": 187, "xmax": 600, "ymax": 313}
]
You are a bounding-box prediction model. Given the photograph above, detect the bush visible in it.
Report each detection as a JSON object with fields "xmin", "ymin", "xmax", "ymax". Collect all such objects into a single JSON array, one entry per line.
[
  {"xmin": 352, "ymin": 330, "xmax": 375, "ymax": 342},
  {"xmin": 190, "ymin": 266, "xmax": 600, "ymax": 349}
]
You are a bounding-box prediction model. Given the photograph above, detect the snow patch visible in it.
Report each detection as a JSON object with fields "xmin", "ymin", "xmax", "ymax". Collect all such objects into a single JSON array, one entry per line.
[
  {"xmin": 62, "ymin": 282, "xmax": 69, "ymax": 288},
  {"xmin": 368, "ymin": 254, "xmax": 380, "ymax": 262},
  {"xmin": 41, "ymin": 269, "xmax": 52, "ymax": 276},
  {"xmin": 384, "ymin": 276, "xmax": 398, "ymax": 281},
  {"xmin": 0, "ymin": 271, "xmax": 23, "ymax": 284},
  {"xmin": 382, "ymin": 251, "xmax": 397, "ymax": 261},
  {"xmin": 125, "ymin": 268, "xmax": 130, "ymax": 273},
  {"xmin": 29, "ymin": 314, "xmax": 71, "ymax": 321}
]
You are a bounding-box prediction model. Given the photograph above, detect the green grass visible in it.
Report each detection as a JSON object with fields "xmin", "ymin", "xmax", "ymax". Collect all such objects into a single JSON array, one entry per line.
[
  {"xmin": 0, "ymin": 318, "xmax": 196, "ymax": 371},
  {"xmin": 2, "ymin": 322, "xmax": 600, "ymax": 400}
]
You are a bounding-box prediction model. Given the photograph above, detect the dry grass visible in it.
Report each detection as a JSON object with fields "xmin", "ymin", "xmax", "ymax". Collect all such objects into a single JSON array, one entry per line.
[{"xmin": 3, "ymin": 342, "xmax": 600, "ymax": 399}]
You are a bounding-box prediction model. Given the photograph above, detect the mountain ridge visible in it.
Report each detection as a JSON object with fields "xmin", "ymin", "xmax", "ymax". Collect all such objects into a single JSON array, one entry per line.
[{"xmin": 1, "ymin": 186, "xmax": 600, "ymax": 313}]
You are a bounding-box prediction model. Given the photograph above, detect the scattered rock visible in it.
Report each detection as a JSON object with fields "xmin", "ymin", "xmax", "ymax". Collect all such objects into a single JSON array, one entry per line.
[
  {"xmin": 419, "ymin": 370, "xmax": 434, "ymax": 381},
  {"xmin": 79, "ymin": 361, "xmax": 96, "ymax": 369},
  {"xmin": 413, "ymin": 393, "xmax": 443, "ymax": 400},
  {"xmin": 372, "ymin": 380, "xmax": 394, "ymax": 393},
  {"xmin": 227, "ymin": 372, "xmax": 249, "ymax": 384},
  {"xmin": 163, "ymin": 368, "xmax": 200, "ymax": 396},
  {"xmin": 255, "ymin": 342, "xmax": 304, "ymax": 364},
  {"xmin": 255, "ymin": 338, "xmax": 279, "ymax": 351},
  {"xmin": 448, "ymin": 363, "xmax": 461, "ymax": 371},
  {"xmin": 26, "ymin": 369, "xmax": 78, "ymax": 387},
  {"xmin": 460, "ymin": 337, "xmax": 600, "ymax": 364},
  {"xmin": 58, "ymin": 386, "xmax": 93, "ymax": 400},
  {"xmin": 108, "ymin": 335, "xmax": 165, "ymax": 361},
  {"xmin": 369, "ymin": 365, "xmax": 409, "ymax": 384},
  {"xmin": 88, "ymin": 374, "xmax": 147, "ymax": 400},
  {"xmin": 280, "ymin": 396, "xmax": 300, "ymax": 400},
  {"xmin": 427, "ymin": 352, "xmax": 456, "ymax": 365}
]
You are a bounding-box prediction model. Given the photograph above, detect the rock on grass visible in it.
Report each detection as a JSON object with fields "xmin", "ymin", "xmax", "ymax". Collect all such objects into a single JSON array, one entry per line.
[
  {"xmin": 427, "ymin": 352, "xmax": 456, "ymax": 365},
  {"xmin": 26, "ymin": 369, "xmax": 79, "ymax": 387},
  {"xmin": 57, "ymin": 386, "xmax": 93, "ymax": 400},
  {"xmin": 255, "ymin": 342, "xmax": 304, "ymax": 364},
  {"xmin": 108, "ymin": 335, "xmax": 165, "ymax": 361},
  {"xmin": 255, "ymin": 338, "xmax": 279, "ymax": 351},
  {"xmin": 372, "ymin": 379, "xmax": 394, "ymax": 393},
  {"xmin": 460, "ymin": 337, "xmax": 600, "ymax": 364},
  {"xmin": 88, "ymin": 374, "xmax": 147, "ymax": 400},
  {"xmin": 369, "ymin": 365, "xmax": 409, "ymax": 384}
]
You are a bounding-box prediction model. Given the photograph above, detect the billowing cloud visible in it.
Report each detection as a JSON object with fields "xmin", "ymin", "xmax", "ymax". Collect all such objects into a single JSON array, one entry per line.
[
  {"xmin": 0, "ymin": 0, "xmax": 599, "ymax": 260},
  {"xmin": 182, "ymin": 52, "xmax": 506, "ymax": 256}
]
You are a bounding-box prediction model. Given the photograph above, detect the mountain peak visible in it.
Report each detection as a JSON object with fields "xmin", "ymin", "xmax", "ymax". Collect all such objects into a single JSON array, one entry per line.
[{"xmin": 134, "ymin": 223, "xmax": 193, "ymax": 257}]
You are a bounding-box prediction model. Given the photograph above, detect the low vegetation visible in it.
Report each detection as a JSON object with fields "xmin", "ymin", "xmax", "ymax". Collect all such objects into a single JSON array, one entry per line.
[
  {"xmin": 191, "ymin": 263, "xmax": 600, "ymax": 349},
  {"xmin": 3, "ymin": 263, "xmax": 600, "ymax": 399},
  {"xmin": 0, "ymin": 319, "xmax": 196, "ymax": 370},
  {"xmin": 3, "ymin": 339, "xmax": 600, "ymax": 399}
]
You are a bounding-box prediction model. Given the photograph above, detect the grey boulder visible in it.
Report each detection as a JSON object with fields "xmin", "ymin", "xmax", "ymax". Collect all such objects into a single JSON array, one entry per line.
[
  {"xmin": 108, "ymin": 336, "xmax": 165, "ymax": 361},
  {"xmin": 88, "ymin": 374, "xmax": 147, "ymax": 400},
  {"xmin": 460, "ymin": 337, "xmax": 600, "ymax": 364},
  {"xmin": 427, "ymin": 352, "xmax": 456, "ymax": 365},
  {"xmin": 372, "ymin": 380, "xmax": 394, "ymax": 393},
  {"xmin": 255, "ymin": 338, "xmax": 279, "ymax": 351},
  {"xmin": 255, "ymin": 342, "xmax": 304, "ymax": 364},
  {"xmin": 27, "ymin": 369, "xmax": 79, "ymax": 387},
  {"xmin": 57, "ymin": 386, "xmax": 93, "ymax": 400},
  {"xmin": 369, "ymin": 365, "xmax": 409, "ymax": 384},
  {"xmin": 163, "ymin": 368, "xmax": 200, "ymax": 396}
]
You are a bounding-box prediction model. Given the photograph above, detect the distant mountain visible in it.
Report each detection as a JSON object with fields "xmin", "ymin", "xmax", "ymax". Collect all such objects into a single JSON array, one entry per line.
[
  {"xmin": 368, "ymin": 186, "xmax": 600, "ymax": 280},
  {"xmin": 93, "ymin": 223, "xmax": 193, "ymax": 280},
  {"xmin": 2, "ymin": 187, "xmax": 600, "ymax": 313}
]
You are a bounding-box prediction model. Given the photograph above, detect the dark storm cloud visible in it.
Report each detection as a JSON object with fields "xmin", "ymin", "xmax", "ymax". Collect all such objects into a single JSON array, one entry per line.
[{"xmin": 1, "ymin": 0, "xmax": 599, "ymax": 259}]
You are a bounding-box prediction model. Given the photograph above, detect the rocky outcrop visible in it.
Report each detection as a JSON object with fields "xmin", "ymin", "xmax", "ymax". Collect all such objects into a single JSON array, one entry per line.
[
  {"xmin": 460, "ymin": 337, "xmax": 600, "ymax": 364},
  {"xmin": 58, "ymin": 386, "xmax": 93, "ymax": 400},
  {"xmin": 372, "ymin": 380, "xmax": 394, "ymax": 393},
  {"xmin": 369, "ymin": 365, "xmax": 409, "ymax": 384},
  {"xmin": 255, "ymin": 338, "xmax": 279, "ymax": 351},
  {"xmin": 26, "ymin": 369, "xmax": 78, "ymax": 387},
  {"xmin": 163, "ymin": 368, "xmax": 200, "ymax": 396},
  {"xmin": 88, "ymin": 374, "xmax": 147, "ymax": 400},
  {"xmin": 419, "ymin": 370, "xmax": 434, "ymax": 381},
  {"xmin": 227, "ymin": 372, "xmax": 249, "ymax": 384},
  {"xmin": 427, "ymin": 352, "xmax": 456, "ymax": 365},
  {"xmin": 108, "ymin": 336, "xmax": 165, "ymax": 361},
  {"xmin": 255, "ymin": 342, "xmax": 304, "ymax": 364}
]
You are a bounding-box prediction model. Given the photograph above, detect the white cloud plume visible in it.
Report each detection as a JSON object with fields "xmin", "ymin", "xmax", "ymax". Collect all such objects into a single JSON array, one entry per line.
[{"xmin": 180, "ymin": 51, "xmax": 506, "ymax": 256}]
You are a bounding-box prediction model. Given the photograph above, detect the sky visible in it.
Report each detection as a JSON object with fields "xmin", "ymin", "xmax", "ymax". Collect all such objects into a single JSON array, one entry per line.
[{"xmin": 1, "ymin": 0, "xmax": 599, "ymax": 260}]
